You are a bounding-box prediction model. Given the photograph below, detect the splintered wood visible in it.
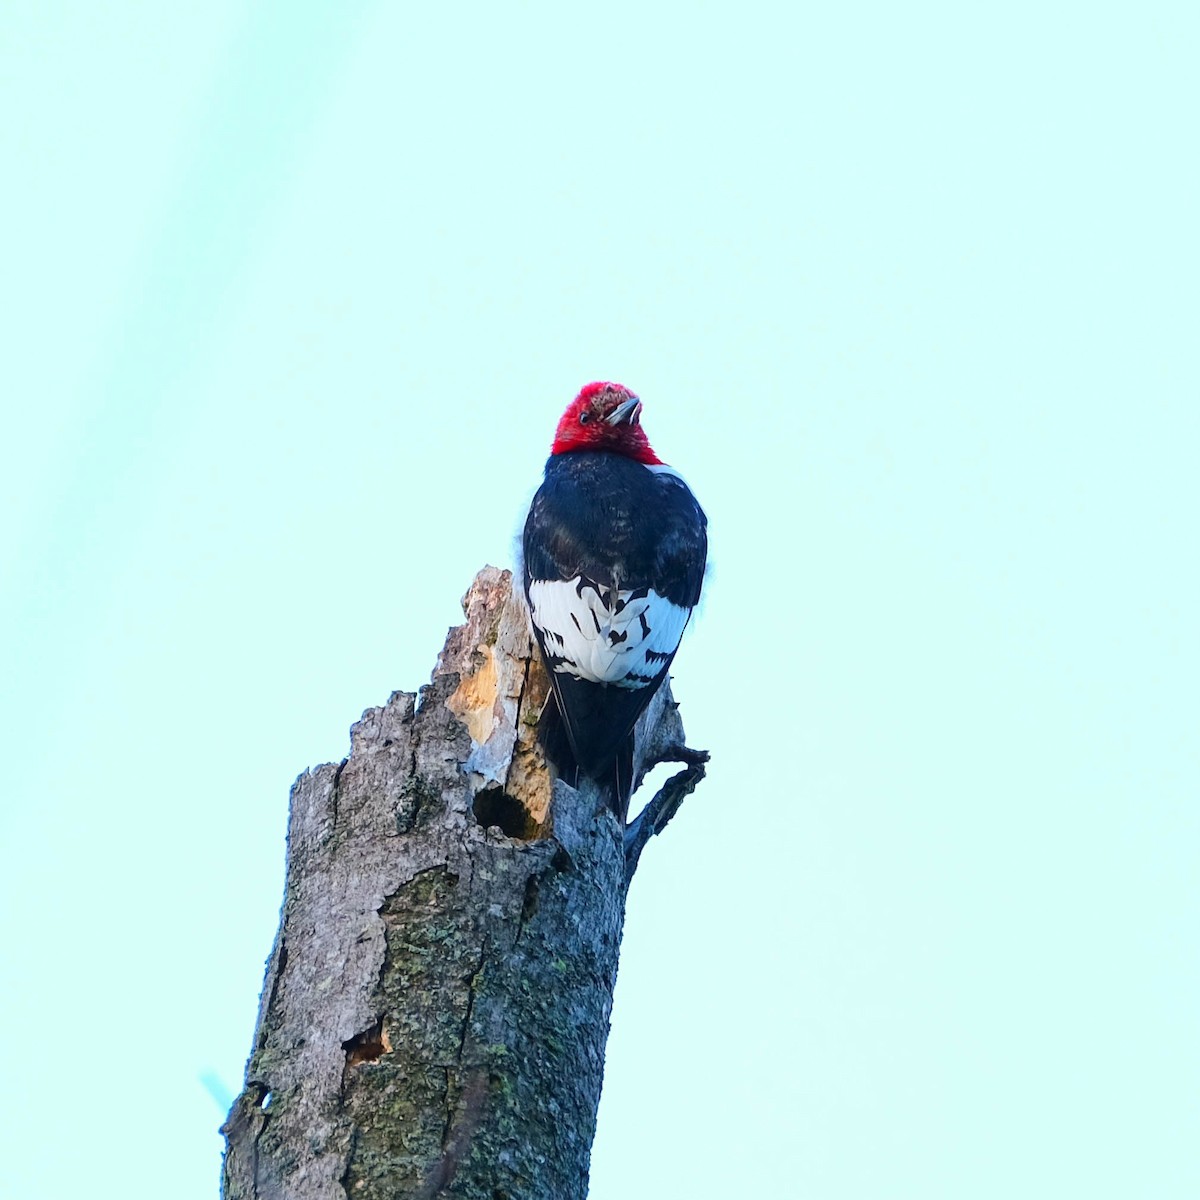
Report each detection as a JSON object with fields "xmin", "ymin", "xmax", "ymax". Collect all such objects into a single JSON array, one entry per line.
[{"xmin": 443, "ymin": 567, "xmax": 553, "ymax": 830}]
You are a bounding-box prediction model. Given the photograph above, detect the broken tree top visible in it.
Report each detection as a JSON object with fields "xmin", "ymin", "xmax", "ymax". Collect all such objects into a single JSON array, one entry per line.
[{"xmin": 221, "ymin": 566, "xmax": 707, "ymax": 1200}]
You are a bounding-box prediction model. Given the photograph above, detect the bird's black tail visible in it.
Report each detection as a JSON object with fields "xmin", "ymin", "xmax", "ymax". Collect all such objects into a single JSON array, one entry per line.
[
  {"xmin": 537, "ymin": 695, "xmax": 634, "ymax": 821},
  {"xmin": 536, "ymin": 695, "xmax": 579, "ymax": 788},
  {"xmin": 612, "ymin": 733, "xmax": 634, "ymax": 824}
]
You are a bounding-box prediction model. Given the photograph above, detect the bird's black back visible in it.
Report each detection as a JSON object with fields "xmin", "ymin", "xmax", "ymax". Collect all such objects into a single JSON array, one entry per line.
[{"xmin": 523, "ymin": 452, "xmax": 707, "ymax": 608}]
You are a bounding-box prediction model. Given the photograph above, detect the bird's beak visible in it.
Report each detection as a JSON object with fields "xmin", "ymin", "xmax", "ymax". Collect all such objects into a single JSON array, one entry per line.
[{"xmin": 605, "ymin": 396, "xmax": 643, "ymax": 426}]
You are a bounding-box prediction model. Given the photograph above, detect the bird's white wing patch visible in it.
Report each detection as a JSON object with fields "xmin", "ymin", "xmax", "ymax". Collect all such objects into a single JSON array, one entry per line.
[{"xmin": 527, "ymin": 578, "xmax": 690, "ymax": 688}]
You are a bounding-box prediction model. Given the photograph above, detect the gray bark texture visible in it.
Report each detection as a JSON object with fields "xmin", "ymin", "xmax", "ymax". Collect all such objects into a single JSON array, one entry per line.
[{"xmin": 221, "ymin": 566, "xmax": 707, "ymax": 1200}]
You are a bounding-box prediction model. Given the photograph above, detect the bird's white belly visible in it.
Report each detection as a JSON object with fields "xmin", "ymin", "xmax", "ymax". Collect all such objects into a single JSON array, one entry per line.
[{"xmin": 527, "ymin": 578, "xmax": 690, "ymax": 688}]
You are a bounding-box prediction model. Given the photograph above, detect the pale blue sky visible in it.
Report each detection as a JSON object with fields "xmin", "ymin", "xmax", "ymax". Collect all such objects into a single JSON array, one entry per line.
[{"xmin": 2, "ymin": 3, "xmax": 1196, "ymax": 1197}]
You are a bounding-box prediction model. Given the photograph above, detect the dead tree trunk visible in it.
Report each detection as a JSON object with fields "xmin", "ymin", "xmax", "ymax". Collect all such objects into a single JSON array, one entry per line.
[{"xmin": 221, "ymin": 566, "xmax": 706, "ymax": 1200}]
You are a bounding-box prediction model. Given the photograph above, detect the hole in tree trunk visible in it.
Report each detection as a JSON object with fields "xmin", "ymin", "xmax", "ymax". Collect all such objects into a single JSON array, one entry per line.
[
  {"xmin": 472, "ymin": 783, "xmax": 537, "ymax": 840},
  {"xmin": 342, "ymin": 1017, "xmax": 392, "ymax": 1066}
]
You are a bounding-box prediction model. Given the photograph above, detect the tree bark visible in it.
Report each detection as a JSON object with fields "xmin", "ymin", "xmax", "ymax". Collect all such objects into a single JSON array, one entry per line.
[{"xmin": 221, "ymin": 566, "xmax": 706, "ymax": 1200}]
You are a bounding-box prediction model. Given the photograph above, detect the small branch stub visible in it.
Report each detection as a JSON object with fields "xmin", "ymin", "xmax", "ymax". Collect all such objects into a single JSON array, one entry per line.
[
  {"xmin": 623, "ymin": 745, "xmax": 710, "ymax": 886},
  {"xmin": 221, "ymin": 566, "xmax": 707, "ymax": 1200}
]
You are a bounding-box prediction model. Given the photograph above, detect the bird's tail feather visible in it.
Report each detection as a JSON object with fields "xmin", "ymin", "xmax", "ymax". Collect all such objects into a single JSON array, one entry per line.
[
  {"xmin": 537, "ymin": 695, "xmax": 633, "ymax": 820},
  {"xmin": 536, "ymin": 696, "xmax": 580, "ymax": 789}
]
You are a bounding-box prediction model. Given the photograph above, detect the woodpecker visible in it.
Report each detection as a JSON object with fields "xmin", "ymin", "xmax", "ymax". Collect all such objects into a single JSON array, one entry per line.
[{"xmin": 522, "ymin": 382, "xmax": 707, "ymax": 817}]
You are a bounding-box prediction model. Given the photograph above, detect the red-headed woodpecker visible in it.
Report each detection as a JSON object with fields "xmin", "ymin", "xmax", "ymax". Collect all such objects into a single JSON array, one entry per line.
[{"xmin": 522, "ymin": 382, "xmax": 707, "ymax": 817}]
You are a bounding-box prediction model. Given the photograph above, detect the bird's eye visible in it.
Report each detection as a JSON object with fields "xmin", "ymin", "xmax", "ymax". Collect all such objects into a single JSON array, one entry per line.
[{"xmin": 578, "ymin": 411, "xmax": 591, "ymax": 425}]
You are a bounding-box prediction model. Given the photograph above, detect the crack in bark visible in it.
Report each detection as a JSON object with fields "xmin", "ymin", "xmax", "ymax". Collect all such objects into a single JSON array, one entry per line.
[
  {"xmin": 330, "ymin": 757, "xmax": 347, "ymax": 834},
  {"xmin": 406, "ymin": 744, "xmax": 422, "ymax": 825},
  {"xmin": 420, "ymin": 1067, "xmax": 488, "ymax": 1200},
  {"xmin": 457, "ymin": 948, "xmax": 487, "ymax": 1068},
  {"xmin": 418, "ymin": 933, "xmax": 489, "ymax": 1199},
  {"xmin": 502, "ymin": 654, "xmax": 532, "ymax": 798},
  {"xmin": 515, "ymin": 874, "xmax": 540, "ymax": 947}
]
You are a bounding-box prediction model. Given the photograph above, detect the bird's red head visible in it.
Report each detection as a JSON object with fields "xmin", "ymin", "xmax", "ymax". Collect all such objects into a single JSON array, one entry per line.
[{"xmin": 550, "ymin": 382, "xmax": 663, "ymax": 464}]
